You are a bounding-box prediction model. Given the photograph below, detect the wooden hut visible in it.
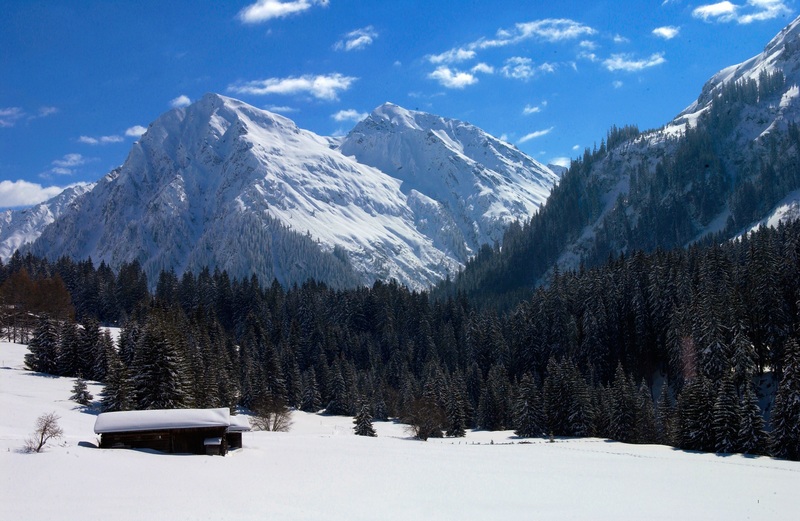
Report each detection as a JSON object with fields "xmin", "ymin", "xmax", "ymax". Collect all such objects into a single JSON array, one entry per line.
[
  {"xmin": 94, "ymin": 408, "xmax": 234, "ymax": 455},
  {"xmin": 226, "ymin": 414, "xmax": 251, "ymax": 449}
]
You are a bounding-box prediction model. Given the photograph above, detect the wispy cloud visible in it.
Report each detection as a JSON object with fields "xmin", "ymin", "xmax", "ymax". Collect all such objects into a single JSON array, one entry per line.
[
  {"xmin": 228, "ymin": 73, "xmax": 357, "ymax": 100},
  {"xmin": 603, "ymin": 53, "xmax": 666, "ymax": 72},
  {"xmin": 42, "ymin": 153, "xmax": 93, "ymax": 177},
  {"xmin": 125, "ymin": 125, "xmax": 148, "ymax": 137},
  {"xmin": 335, "ymin": 26, "xmax": 378, "ymax": 52},
  {"xmin": 428, "ymin": 18, "xmax": 596, "ymax": 67},
  {"xmin": 78, "ymin": 134, "xmax": 124, "ymax": 145},
  {"xmin": 653, "ymin": 26, "xmax": 681, "ymax": 39},
  {"xmin": 692, "ymin": 0, "xmax": 791, "ymax": 24},
  {"xmin": 501, "ymin": 57, "xmax": 556, "ymax": 80},
  {"xmin": 0, "ymin": 107, "xmax": 25, "ymax": 128},
  {"xmin": 518, "ymin": 127, "xmax": 554, "ymax": 143},
  {"xmin": 523, "ymin": 101, "xmax": 547, "ymax": 115},
  {"xmin": 238, "ymin": 0, "xmax": 328, "ymax": 24},
  {"xmin": 331, "ymin": 109, "xmax": 368, "ymax": 122},
  {"xmin": 428, "ymin": 66, "xmax": 479, "ymax": 89},
  {"xmin": 170, "ymin": 95, "xmax": 192, "ymax": 108},
  {"xmin": 470, "ymin": 63, "xmax": 495, "ymax": 74},
  {"xmin": 0, "ymin": 180, "xmax": 77, "ymax": 208},
  {"xmin": 427, "ymin": 48, "xmax": 477, "ymax": 65},
  {"xmin": 266, "ymin": 105, "xmax": 298, "ymax": 113}
]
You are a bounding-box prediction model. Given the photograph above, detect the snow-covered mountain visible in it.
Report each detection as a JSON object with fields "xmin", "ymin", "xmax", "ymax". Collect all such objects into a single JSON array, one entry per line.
[
  {"xmin": 448, "ymin": 15, "xmax": 800, "ymax": 299},
  {"xmin": 340, "ymin": 103, "xmax": 557, "ymax": 252},
  {"xmin": 0, "ymin": 183, "xmax": 94, "ymax": 261},
  {"xmin": 25, "ymin": 94, "xmax": 557, "ymax": 289}
]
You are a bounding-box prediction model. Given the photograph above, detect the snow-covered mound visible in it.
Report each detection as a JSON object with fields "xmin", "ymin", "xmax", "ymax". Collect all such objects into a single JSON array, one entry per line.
[
  {"xmin": 0, "ymin": 183, "xmax": 94, "ymax": 261},
  {"xmin": 27, "ymin": 94, "xmax": 557, "ymax": 289},
  {"xmin": 2, "ymin": 340, "xmax": 798, "ymax": 521},
  {"xmin": 340, "ymin": 103, "xmax": 558, "ymax": 251}
]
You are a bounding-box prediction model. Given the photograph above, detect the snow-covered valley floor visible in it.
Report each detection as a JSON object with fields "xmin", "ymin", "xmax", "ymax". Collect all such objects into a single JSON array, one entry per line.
[{"xmin": 1, "ymin": 340, "xmax": 798, "ymax": 520}]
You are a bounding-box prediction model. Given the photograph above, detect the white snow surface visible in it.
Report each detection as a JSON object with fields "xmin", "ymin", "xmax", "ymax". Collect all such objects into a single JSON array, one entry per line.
[
  {"xmin": 25, "ymin": 94, "xmax": 557, "ymax": 290},
  {"xmin": 0, "ymin": 183, "xmax": 94, "ymax": 261},
  {"xmin": 93, "ymin": 407, "xmax": 232, "ymax": 433},
  {"xmin": 2, "ymin": 340, "xmax": 799, "ymax": 521}
]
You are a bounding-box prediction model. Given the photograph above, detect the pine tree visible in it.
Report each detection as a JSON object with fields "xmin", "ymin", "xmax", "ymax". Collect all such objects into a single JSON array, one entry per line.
[
  {"xmin": 738, "ymin": 383, "xmax": 768, "ymax": 455},
  {"xmin": 771, "ymin": 338, "xmax": 800, "ymax": 460},
  {"xmin": 513, "ymin": 373, "xmax": 544, "ymax": 438},
  {"xmin": 100, "ymin": 355, "xmax": 135, "ymax": 412},
  {"xmin": 133, "ymin": 313, "xmax": 191, "ymax": 410},
  {"xmin": 300, "ymin": 368, "xmax": 322, "ymax": 412},
  {"xmin": 70, "ymin": 377, "xmax": 93, "ymax": 405},
  {"xmin": 712, "ymin": 374, "xmax": 740, "ymax": 453},
  {"xmin": 353, "ymin": 404, "xmax": 377, "ymax": 437},
  {"xmin": 677, "ymin": 375, "xmax": 715, "ymax": 452},
  {"xmin": 444, "ymin": 375, "xmax": 467, "ymax": 438},
  {"xmin": 24, "ymin": 315, "xmax": 60, "ymax": 375},
  {"xmin": 634, "ymin": 379, "xmax": 657, "ymax": 444}
]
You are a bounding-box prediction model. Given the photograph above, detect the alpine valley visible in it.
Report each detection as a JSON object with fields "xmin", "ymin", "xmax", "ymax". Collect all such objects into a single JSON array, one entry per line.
[{"xmin": 7, "ymin": 96, "xmax": 558, "ymax": 290}]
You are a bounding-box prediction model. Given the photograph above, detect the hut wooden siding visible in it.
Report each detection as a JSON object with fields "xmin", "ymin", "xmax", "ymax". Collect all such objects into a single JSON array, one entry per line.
[
  {"xmin": 98, "ymin": 426, "xmax": 229, "ymax": 455},
  {"xmin": 94, "ymin": 408, "xmax": 236, "ymax": 455}
]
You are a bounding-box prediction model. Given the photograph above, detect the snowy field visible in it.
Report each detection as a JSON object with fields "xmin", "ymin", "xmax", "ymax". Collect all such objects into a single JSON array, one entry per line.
[{"xmin": 1, "ymin": 341, "xmax": 799, "ymax": 521}]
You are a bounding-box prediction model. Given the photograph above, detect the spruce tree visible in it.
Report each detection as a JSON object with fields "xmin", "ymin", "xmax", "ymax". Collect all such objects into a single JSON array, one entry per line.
[
  {"xmin": 738, "ymin": 383, "xmax": 768, "ymax": 455},
  {"xmin": 353, "ymin": 404, "xmax": 377, "ymax": 437},
  {"xmin": 771, "ymin": 338, "xmax": 800, "ymax": 460},
  {"xmin": 24, "ymin": 315, "xmax": 60, "ymax": 375},
  {"xmin": 70, "ymin": 377, "xmax": 93, "ymax": 405},
  {"xmin": 133, "ymin": 314, "xmax": 191, "ymax": 410},
  {"xmin": 513, "ymin": 373, "xmax": 544, "ymax": 438},
  {"xmin": 712, "ymin": 374, "xmax": 740, "ymax": 453}
]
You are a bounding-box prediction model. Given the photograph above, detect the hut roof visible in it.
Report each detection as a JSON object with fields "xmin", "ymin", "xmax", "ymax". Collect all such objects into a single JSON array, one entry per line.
[
  {"xmin": 94, "ymin": 408, "xmax": 231, "ymax": 434},
  {"xmin": 228, "ymin": 415, "xmax": 252, "ymax": 432}
]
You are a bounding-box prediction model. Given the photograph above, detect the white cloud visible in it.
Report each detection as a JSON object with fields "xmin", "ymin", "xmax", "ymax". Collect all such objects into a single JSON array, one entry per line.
[
  {"xmin": 549, "ymin": 157, "xmax": 571, "ymax": 168},
  {"xmin": 613, "ymin": 80, "xmax": 624, "ymax": 88},
  {"xmin": 335, "ymin": 26, "xmax": 378, "ymax": 52},
  {"xmin": 266, "ymin": 105, "xmax": 298, "ymax": 113},
  {"xmin": 603, "ymin": 53, "xmax": 666, "ymax": 72},
  {"xmin": 0, "ymin": 180, "xmax": 75, "ymax": 208},
  {"xmin": 30, "ymin": 106, "xmax": 59, "ymax": 120},
  {"xmin": 653, "ymin": 26, "xmax": 680, "ymax": 39},
  {"xmin": 331, "ymin": 109, "xmax": 368, "ymax": 122},
  {"xmin": 227, "ymin": 73, "xmax": 357, "ymax": 100},
  {"xmin": 501, "ymin": 57, "xmax": 556, "ymax": 80},
  {"xmin": 692, "ymin": 0, "xmax": 790, "ymax": 23},
  {"xmin": 0, "ymin": 107, "xmax": 25, "ymax": 127},
  {"xmin": 518, "ymin": 127, "xmax": 554, "ymax": 143},
  {"xmin": 428, "ymin": 66, "xmax": 478, "ymax": 89},
  {"xmin": 170, "ymin": 95, "xmax": 192, "ymax": 108},
  {"xmin": 523, "ymin": 101, "xmax": 547, "ymax": 115},
  {"xmin": 428, "ymin": 48, "xmax": 478, "ymax": 65},
  {"xmin": 238, "ymin": 0, "xmax": 328, "ymax": 24},
  {"xmin": 572, "ymin": 144, "xmax": 581, "ymax": 151},
  {"xmin": 580, "ymin": 40, "xmax": 598, "ymax": 50},
  {"xmin": 78, "ymin": 134, "xmax": 124, "ymax": 145},
  {"xmin": 52, "ymin": 153, "xmax": 87, "ymax": 168},
  {"xmin": 125, "ymin": 125, "xmax": 148, "ymax": 137},
  {"xmin": 470, "ymin": 63, "xmax": 495, "ymax": 74},
  {"xmin": 613, "ymin": 34, "xmax": 630, "ymax": 44}
]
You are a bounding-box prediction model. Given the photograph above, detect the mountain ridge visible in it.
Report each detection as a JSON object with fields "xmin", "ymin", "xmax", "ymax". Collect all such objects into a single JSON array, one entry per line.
[{"xmin": 20, "ymin": 94, "xmax": 557, "ymax": 289}]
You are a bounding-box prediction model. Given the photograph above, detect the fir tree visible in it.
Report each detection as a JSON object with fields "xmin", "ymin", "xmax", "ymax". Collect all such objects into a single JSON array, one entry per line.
[
  {"xmin": 771, "ymin": 338, "xmax": 800, "ymax": 460},
  {"xmin": 70, "ymin": 377, "xmax": 93, "ymax": 405},
  {"xmin": 738, "ymin": 383, "xmax": 768, "ymax": 455},
  {"xmin": 24, "ymin": 315, "xmax": 60, "ymax": 375},
  {"xmin": 353, "ymin": 404, "xmax": 377, "ymax": 437},
  {"xmin": 513, "ymin": 373, "xmax": 544, "ymax": 438},
  {"xmin": 712, "ymin": 374, "xmax": 740, "ymax": 453},
  {"xmin": 133, "ymin": 313, "xmax": 191, "ymax": 410}
]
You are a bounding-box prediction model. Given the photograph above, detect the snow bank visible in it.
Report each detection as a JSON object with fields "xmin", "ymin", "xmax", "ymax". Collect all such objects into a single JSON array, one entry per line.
[{"xmin": 2, "ymin": 341, "xmax": 799, "ymax": 521}]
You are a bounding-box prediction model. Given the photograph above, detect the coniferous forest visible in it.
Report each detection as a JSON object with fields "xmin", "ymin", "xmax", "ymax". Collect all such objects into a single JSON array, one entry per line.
[{"xmin": 4, "ymin": 215, "xmax": 800, "ymax": 460}]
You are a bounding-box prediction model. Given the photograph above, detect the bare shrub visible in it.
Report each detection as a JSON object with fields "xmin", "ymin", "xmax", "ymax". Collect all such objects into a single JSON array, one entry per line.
[
  {"xmin": 403, "ymin": 397, "xmax": 446, "ymax": 441},
  {"xmin": 250, "ymin": 395, "xmax": 293, "ymax": 432},
  {"xmin": 24, "ymin": 412, "xmax": 63, "ymax": 453}
]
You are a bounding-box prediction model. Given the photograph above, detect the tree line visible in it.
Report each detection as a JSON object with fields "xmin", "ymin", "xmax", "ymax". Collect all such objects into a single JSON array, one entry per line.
[{"xmin": 5, "ymin": 218, "xmax": 800, "ymax": 459}]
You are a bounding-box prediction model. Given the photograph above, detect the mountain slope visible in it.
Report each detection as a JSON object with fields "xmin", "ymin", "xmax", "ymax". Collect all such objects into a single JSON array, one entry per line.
[
  {"xmin": 0, "ymin": 183, "xmax": 94, "ymax": 261},
  {"xmin": 27, "ymin": 95, "xmax": 557, "ymax": 289},
  {"xmin": 446, "ymin": 15, "xmax": 800, "ymax": 304},
  {"xmin": 340, "ymin": 103, "xmax": 558, "ymax": 252}
]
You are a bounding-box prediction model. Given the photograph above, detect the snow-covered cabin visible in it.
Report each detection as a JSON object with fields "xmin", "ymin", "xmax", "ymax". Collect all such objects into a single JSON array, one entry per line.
[{"xmin": 94, "ymin": 408, "xmax": 250, "ymax": 455}]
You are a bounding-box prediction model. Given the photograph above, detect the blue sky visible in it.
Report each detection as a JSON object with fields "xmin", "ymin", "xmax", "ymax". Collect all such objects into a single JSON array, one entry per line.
[{"xmin": 1, "ymin": 0, "xmax": 796, "ymax": 208}]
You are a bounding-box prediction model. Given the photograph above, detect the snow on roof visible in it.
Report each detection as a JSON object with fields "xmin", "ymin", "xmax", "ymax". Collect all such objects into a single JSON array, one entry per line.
[
  {"xmin": 228, "ymin": 415, "xmax": 251, "ymax": 432},
  {"xmin": 94, "ymin": 408, "xmax": 231, "ymax": 434}
]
